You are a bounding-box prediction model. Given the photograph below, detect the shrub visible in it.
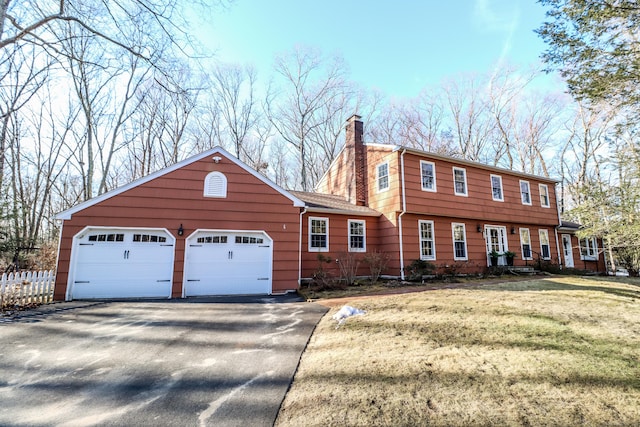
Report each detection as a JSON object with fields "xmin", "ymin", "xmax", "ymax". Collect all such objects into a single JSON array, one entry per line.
[
  {"xmin": 363, "ymin": 250, "xmax": 390, "ymax": 284},
  {"xmin": 336, "ymin": 252, "xmax": 361, "ymax": 286},
  {"xmin": 404, "ymin": 259, "xmax": 436, "ymax": 282}
]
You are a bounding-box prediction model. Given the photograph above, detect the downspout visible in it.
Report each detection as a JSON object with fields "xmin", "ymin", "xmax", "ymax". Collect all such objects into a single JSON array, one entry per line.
[
  {"xmin": 298, "ymin": 207, "xmax": 307, "ymax": 286},
  {"xmin": 554, "ymin": 184, "xmax": 562, "ymax": 269},
  {"xmin": 398, "ymin": 149, "xmax": 407, "ymax": 280}
]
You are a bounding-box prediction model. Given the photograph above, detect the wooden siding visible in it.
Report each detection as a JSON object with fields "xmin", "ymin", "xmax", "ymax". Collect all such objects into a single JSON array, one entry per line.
[
  {"xmin": 55, "ymin": 154, "xmax": 300, "ymax": 300},
  {"xmin": 300, "ymin": 213, "xmax": 379, "ymax": 279},
  {"xmin": 401, "ymin": 153, "xmax": 559, "ymax": 226},
  {"xmin": 315, "ymin": 147, "xmax": 357, "ymax": 203},
  {"xmin": 366, "ymin": 147, "xmax": 402, "ymax": 221}
]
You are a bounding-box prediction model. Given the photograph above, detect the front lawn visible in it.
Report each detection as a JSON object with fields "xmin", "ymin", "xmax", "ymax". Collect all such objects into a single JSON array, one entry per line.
[{"xmin": 276, "ymin": 276, "xmax": 640, "ymax": 426}]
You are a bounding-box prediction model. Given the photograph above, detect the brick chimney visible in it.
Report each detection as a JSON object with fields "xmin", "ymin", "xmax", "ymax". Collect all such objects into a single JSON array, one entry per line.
[{"xmin": 345, "ymin": 114, "xmax": 367, "ymax": 206}]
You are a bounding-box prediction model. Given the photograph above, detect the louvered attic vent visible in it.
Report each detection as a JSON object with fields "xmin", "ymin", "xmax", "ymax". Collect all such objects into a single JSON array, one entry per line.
[{"xmin": 204, "ymin": 171, "xmax": 227, "ymax": 198}]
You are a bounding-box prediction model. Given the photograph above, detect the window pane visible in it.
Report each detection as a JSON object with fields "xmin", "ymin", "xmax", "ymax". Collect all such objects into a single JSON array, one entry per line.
[
  {"xmin": 421, "ymin": 163, "xmax": 434, "ymax": 190},
  {"xmin": 520, "ymin": 181, "xmax": 531, "ymax": 204},
  {"xmin": 491, "ymin": 176, "xmax": 502, "ymax": 200}
]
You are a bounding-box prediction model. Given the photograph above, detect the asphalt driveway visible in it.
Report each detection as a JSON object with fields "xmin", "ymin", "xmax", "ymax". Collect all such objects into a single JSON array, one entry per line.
[{"xmin": 0, "ymin": 295, "xmax": 327, "ymax": 426}]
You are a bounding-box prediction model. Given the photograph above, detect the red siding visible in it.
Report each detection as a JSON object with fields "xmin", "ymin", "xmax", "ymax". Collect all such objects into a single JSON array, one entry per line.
[{"xmin": 55, "ymin": 153, "xmax": 300, "ymax": 300}]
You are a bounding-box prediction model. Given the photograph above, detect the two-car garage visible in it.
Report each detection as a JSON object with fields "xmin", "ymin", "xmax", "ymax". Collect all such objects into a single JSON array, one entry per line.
[{"xmin": 67, "ymin": 227, "xmax": 273, "ymax": 300}]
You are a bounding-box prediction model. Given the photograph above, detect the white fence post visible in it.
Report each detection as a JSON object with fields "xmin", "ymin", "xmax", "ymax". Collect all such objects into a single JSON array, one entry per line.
[{"xmin": 0, "ymin": 270, "xmax": 56, "ymax": 310}]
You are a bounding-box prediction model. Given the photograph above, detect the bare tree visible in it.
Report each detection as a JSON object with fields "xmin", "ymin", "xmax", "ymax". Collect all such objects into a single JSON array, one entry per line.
[{"xmin": 266, "ymin": 46, "xmax": 350, "ymax": 191}]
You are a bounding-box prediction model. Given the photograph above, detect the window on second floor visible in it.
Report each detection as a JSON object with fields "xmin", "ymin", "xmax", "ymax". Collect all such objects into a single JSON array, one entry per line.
[
  {"xmin": 377, "ymin": 162, "xmax": 389, "ymax": 192},
  {"xmin": 579, "ymin": 237, "xmax": 598, "ymax": 260},
  {"xmin": 539, "ymin": 184, "xmax": 550, "ymax": 208},
  {"xmin": 539, "ymin": 229, "xmax": 551, "ymax": 260},
  {"xmin": 452, "ymin": 223, "xmax": 467, "ymax": 261},
  {"xmin": 309, "ymin": 217, "xmax": 328, "ymax": 252},
  {"xmin": 419, "ymin": 220, "xmax": 436, "ymax": 260},
  {"xmin": 490, "ymin": 174, "xmax": 504, "ymax": 201},
  {"xmin": 420, "ymin": 160, "xmax": 436, "ymax": 192},
  {"xmin": 348, "ymin": 220, "xmax": 366, "ymax": 252},
  {"xmin": 453, "ymin": 167, "xmax": 468, "ymax": 196},
  {"xmin": 520, "ymin": 180, "xmax": 531, "ymax": 205}
]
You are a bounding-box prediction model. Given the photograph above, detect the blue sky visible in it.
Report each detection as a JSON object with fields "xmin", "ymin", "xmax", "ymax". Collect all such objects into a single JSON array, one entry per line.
[{"xmin": 199, "ymin": 0, "xmax": 558, "ymax": 98}]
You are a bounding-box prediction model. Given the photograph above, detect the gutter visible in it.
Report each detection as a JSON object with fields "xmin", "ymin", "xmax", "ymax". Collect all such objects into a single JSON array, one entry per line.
[{"xmin": 398, "ymin": 149, "xmax": 407, "ymax": 280}]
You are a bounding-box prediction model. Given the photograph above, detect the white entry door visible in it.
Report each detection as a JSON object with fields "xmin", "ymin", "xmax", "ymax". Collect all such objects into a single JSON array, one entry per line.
[
  {"xmin": 70, "ymin": 228, "xmax": 175, "ymax": 299},
  {"xmin": 183, "ymin": 230, "xmax": 272, "ymax": 296},
  {"xmin": 562, "ymin": 234, "xmax": 575, "ymax": 268},
  {"xmin": 485, "ymin": 225, "xmax": 508, "ymax": 266}
]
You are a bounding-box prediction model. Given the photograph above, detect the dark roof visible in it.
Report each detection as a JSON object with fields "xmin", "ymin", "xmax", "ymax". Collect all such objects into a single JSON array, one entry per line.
[
  {"xmin": 290, "ymin": 191, "xmax": 381, "ymax": 216},
  {"xmin": 559, "ymin": 220, "xmax": 582, "ymax": 230}
]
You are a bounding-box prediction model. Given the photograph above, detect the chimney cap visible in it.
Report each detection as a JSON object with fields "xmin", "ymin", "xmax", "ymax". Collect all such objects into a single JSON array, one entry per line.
[{"xmin": 347, "ymin": 114, "xmax": 362, "ymax": 123}]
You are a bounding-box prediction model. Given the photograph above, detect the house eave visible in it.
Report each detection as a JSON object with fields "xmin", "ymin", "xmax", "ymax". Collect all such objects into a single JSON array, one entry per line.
[{"xmin": 304, "ymin": 207, "xmax": 381, "ymax": 217}]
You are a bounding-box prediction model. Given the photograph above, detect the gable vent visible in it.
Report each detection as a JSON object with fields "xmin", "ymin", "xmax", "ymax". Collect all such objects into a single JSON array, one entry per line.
[{"xmin": 204, "ymin": 171, "xmax": 227, "ymax": 198}]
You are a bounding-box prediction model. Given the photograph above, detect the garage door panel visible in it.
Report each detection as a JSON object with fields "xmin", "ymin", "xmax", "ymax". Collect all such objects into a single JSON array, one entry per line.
[
  {"xmin": 184, "ymin": 231, "xmax": 272, "ymax": 296},
  {"xmin": 70, "ymin": 229, "xmax": 174, "ymax": 299}
]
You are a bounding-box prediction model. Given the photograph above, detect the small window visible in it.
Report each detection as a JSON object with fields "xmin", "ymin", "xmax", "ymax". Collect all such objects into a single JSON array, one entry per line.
[
  {"xmin": 453, "ymin": 167, "xmax": 467, "ymax": 196},
  {"xmin": 197, "ymin": 235, "xmax": 228, "ymax": 244},
  {"xmin": 520, "ymin": 180, "xmax": 531, "ymax": 205},
  {"xmin": 452, "ymin": 223, "xmax": 467, "ymax": 261},
  {"xmin": 348, "ymin": 220, "xmax": 366, "ymax": 252},
  {"xmin": 520, "ymin": 228, "xmax": 532, "ymax": 260},
  {"xmin": 204, "ymin": 171, "xmax": 227, "ymax": 198},
  {"xmin": 377, "ymin": 163, "xmax": 389, "ymax": 192},
  {"xmin": 579, "ymin": 237, "xmax": 598, "ymax": 260},
  {"xmin": 491, "ymin": 175, "xmax": 503, "ymax": 201},
  {"xmin": 539, "ymin": 184, "xmax": 550, "ymax": 208},
  {"xmin": 539, "ymin": 229, "xmax": 551, "ymax": 260},
  {"xmin": 420, "ymin": 161, "xmax": 436, "ymax": 192},
  {"xmin": 133, "ymin": 234, "xmax": 167, "ymax": 243},
  {"xmin": 419, "ymin": 220, "xmax": 436, "ymax": 260},
  {"xmin": 309, "ymin": 217, "xmax": 328, "ymax": 252},
  {"xmin": 88, "ymin": 233, "xmax": 124, "ymax": 242},
  {"xmin": 235, "ymin": 236, "xmax": 265, "ymax": 244}
]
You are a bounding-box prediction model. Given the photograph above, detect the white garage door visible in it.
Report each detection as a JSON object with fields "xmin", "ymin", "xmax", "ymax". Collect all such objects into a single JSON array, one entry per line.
[
  {"xmin": 69, "ymin": 228, "xmax": 175, "ymax": 299},
  {"xmin": 183, "ymin": 230, "xmax": 272, "ymax": 296}
]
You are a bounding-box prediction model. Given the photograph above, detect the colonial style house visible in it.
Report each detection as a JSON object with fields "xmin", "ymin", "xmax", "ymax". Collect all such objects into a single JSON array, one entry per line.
[{"xmin": 53, "ymin": 115, "xmax": 601, "ymax": 300}]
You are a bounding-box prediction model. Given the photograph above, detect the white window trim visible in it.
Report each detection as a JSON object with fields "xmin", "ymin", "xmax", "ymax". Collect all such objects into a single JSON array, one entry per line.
[
  {"xmin": 451, "ymin": 222, "xmax": 468, "ymax": 261},
  {"xmin": 519, "ymin": 228, "xmax": 533, "ymax": 260},
  {"xmin": 539, "ymin": 229, "xmax": 551, "ymax": 260},
  {"xmin": 376, "ymin": 162, "xmax": 390, "ymax": 193},
  {"xmin": 203, "ymin": 171, "xmax": 227, "ymax": 198},
  {"xmin": 539, "ymin": 183, "xmax": 550, "ymax": 208},
  {"xmin": 308, "ymin": 217, "xmax": 329, "ymax": 252},
  {"xmin": 348, "ymin": 219, "xmax": 366, "ymax": 253},
  {"xmin": 452, "ymin": 167, "xmax": 468, "ymax": 197},
  {"xmin": 490, "ymin": 174, "xmax": 504, "ymax": 202},
  {"xmin": 579, "ymin": 237, "xmax": 598, "ymax": 261},
  {"xmin": 420, "ymin": 160, "xmax": 437, "ymax": 192},
  {"xmin": 419, "ymin": 220, "xmax": 436, "ymax": 261},
  {"xmin": 520, "ymin": 180, "xmax": 532, "ymax": 205}
]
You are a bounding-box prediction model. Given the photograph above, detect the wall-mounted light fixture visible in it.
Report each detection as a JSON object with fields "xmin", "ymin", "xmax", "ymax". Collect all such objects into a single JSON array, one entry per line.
[
  {"xmin": 511, "ymin": 227, "xmax": 516, "ymax": 234},
  {"xmin": 212, "ymin": 156, "xmax": 222, "ymax": 163},
  {"xmin": 477, "ymin": 225, "xmax": 482, "ymax": 233},
  {"xmin": 178, "ymin": 224, "xmax": 184, "ymax": 236}
]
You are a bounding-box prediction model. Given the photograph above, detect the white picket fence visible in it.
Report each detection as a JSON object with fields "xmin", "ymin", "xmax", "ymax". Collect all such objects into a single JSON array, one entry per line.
[{"xmin": 0, "ymin": 270, "xmax": 55, "ymax": 309}]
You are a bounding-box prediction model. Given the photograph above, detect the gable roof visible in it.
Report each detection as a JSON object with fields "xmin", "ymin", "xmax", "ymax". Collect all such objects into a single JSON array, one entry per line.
[
  {"xmin": 290, "ymin": 191, "xmax": 380, "ymax": 217},
  {"xmin": 56, "ymin": 146, "xmax": 305, "ymax": 220}
]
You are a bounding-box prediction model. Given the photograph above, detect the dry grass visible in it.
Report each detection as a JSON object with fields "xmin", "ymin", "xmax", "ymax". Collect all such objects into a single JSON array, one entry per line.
[{"xmin": 276, "ymin": 276, "xmax": 640, "ymax": 426}]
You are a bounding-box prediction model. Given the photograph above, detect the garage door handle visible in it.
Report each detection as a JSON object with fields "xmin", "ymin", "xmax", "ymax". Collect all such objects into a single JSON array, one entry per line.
[
  {"xmin": 228, "ymin": 251, "xmax": 233, "ymax": 259},
  {"xmin": 123, "ymin": 250, "xmax": 130, "ymax": 259}
]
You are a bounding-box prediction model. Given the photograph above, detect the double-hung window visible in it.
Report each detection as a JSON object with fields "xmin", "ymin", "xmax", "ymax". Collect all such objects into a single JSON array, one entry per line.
[
  {"xmin": 579, "ymin": 237, "xmax": 598, "ymax": 260},
  {"xmin": 377, "ymin": 162, "xmax": 389, "ymax": 192},
  {"xmin": 539, "ymin": 184, "xmax": 550, "ymax": 208},
  {"xmin": 452, "ymin": 223, "xmax": 467, "ymax": 260},
  {"xmin": 419, "ymin": 220, "xmax": 436, "ymax": 260},
  {"xmin": 453, "ymin": 167, "xmax": 468, "ymax": 196},
  {"xmin": 539, "ymin": 229, "xmax": 551, "ymax": 260},
  {"xmin": 520, "ymin": 228, "xmax": 532, "ymax": 260},
  {"xmin": 491, "ymin": 175, "xmax": 504, "ymax": 201},
  {"xmin": 520, "ymin": 180, "xmax": 531, "ymax": 205},
  {"xmin": 309, "ymin": 217, "xmax": 328, "ymax": 252},
  {"xmin": 420, "ymin": 161, "xmax": 436, "ymax": 191},
  {"xmin": 348, "ymin": 220, "xmax": 366, "ymax": 252}
]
